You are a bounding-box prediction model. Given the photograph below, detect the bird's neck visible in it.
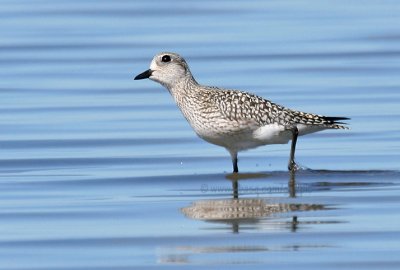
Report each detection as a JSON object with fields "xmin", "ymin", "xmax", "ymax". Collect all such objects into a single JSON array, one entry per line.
[
  {"xmin": 166, "ymin": 75, "xmax": 204, "ymax": 124},
  {"xmin": 168, "ymin": 74, "xmax": 200, "ymax": 97}
]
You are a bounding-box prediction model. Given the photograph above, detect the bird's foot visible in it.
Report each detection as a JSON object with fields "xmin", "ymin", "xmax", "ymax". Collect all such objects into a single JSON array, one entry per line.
[{"xmin": 288, "ymin": 160, "xmax": 300, "ymax": 171}]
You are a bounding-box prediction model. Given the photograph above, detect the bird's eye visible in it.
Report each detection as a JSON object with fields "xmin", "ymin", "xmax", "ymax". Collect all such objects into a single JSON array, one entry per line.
[{"xmin": 161, "ymin": 55, "xmax": 171, "ymax": 63}]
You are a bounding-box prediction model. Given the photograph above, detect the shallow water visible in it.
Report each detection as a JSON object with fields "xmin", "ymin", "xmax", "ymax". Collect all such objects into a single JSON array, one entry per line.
[{"xmin": 1, "ymin": 0, "xmax": 400, "ymax": 269}]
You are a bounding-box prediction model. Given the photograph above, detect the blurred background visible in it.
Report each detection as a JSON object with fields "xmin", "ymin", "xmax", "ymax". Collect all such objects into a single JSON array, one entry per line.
[
  {"xmin": 0, "ymin": 1, "xmax": 400, "ymax": 269},
  {"xmin": 1, "ymin": 0, "xmax": 399, "ymax": 175}
]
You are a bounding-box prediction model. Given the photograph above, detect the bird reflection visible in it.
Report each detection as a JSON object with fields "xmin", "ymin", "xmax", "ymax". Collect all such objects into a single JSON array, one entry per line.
[
  {"xmin": 182, "ymin": 170, "xmax": 324, "ymax": 233},
  {"xmin": 289, "ymin": 170, "xmax": 296, "ymax": 198},
  {"xmin": 226, "ymin": 170, "xmax": 297, "ymax": 199}
]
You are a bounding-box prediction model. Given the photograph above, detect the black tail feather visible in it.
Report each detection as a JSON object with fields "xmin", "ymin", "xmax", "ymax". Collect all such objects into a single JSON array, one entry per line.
[{"xmin": 323, "ymin": 116, "xmax": 350, "ymax": 125}]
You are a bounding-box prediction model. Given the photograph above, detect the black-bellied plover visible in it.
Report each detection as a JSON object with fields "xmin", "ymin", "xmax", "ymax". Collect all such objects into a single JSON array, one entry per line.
[{"xmin": 134, "ymin": 52, "xmax": 349, "ymax": 173}]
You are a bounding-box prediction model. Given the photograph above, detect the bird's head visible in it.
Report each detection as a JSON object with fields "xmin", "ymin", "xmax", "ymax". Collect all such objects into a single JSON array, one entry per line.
[{"xmin": 134, "ymin": 52, "xmax": 191, "ymax": 89}]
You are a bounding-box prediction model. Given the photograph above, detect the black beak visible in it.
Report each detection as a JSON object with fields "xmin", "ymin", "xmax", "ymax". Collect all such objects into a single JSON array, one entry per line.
[{"xmin": 134, "ymin": 69, "xmax": 153, "ymax": 80}]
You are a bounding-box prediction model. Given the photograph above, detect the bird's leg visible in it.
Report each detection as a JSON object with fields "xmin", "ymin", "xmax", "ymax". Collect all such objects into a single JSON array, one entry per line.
[
  {"xmin": 229, "ymin": 150, "xmax": 239, "ymax": 173},
  {"xmin": 232, "ymin": 179, "xmax": 239, "ymax": 199},
  {"xmin": 288, "ymin": 126, "xmax": 299, "ymax": 171},
  {"xmin": 233, "ymin": 156, "xmax": 239, "ymax": 173}
]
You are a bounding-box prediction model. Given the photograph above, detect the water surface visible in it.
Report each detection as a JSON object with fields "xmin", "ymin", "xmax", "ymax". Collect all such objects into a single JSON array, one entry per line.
[{"xmin": 0, "ymin": 0, "xmax": 400, "ymax": 269}]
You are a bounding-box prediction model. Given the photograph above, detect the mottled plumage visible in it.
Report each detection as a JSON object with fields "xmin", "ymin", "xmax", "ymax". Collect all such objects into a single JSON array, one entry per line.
[
  {"xmin": 213, "ymin": 88, "xmax": 347, "ymax": 128},
  {"xmin": 135, "ymin": 52, "xmax": 349, "ymax": 172}
]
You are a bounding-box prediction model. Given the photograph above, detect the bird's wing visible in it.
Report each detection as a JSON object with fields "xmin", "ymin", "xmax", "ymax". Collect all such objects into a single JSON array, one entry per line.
[
  {"xmin": 212, "ymin": 88, "xmax": 349, "ymax": 129},
  {"xmin": 212, "ymin": 88, "xmax": 287, "ymax": 126},
  {"xmin": 284, "ymin": 110, "xmax": 350, "ymax": 129}
]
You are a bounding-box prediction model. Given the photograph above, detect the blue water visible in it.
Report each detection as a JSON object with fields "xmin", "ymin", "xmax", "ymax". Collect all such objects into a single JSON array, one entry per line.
[{"xmin": 1, "ymin": 1, "xmax": 400, "ymax": 269}]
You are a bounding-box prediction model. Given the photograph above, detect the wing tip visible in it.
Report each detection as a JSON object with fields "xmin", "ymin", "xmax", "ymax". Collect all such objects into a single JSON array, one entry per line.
[{"xmin": 323, "ymin": 116, "xmax": 350, "ymax": 125}]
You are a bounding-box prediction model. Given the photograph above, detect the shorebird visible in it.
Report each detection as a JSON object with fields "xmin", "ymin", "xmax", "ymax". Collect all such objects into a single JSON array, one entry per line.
[{"xmin": 134, "ymin": 52, "xmax": 349, "ymax": 173}]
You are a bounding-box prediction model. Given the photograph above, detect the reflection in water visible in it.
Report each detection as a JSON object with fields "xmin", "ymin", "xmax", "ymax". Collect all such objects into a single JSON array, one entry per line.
[
  {"xmin": 181, "ymin": 197, "xmax": 323, "ymax": 220},
  {"xmin": 182, "ymin": 171, "xmax": 324, "ymax": 233},
  {"xmin": 182, "ymin": 198, "xmax": 324, "ymax": 233},
  {"xmin": 289, "ymin": 170, "xmax": 296, "ymax": 198},
  {"xmin": 225, "ymin": 170, "xmax": 297, "ymax": 198},
  {"xmin": 163, "ymin": 170, "xmax": 391, "ymax": 265},
  {"xmin": 157, "ymin": 243, "xmax": 332, "ymax": 265},
  {"xmin": 169, "ymin": 172, "xmax": 331, "ymax": 264}
]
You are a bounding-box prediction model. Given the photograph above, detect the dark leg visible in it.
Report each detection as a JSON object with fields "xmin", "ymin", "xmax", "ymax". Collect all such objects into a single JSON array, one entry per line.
[
  {"xmin": 291, "ymin": 216, "xmax": 298, "ymax": 233},
  {"xmin": 232, "ymin": 155, "xmax": 239, "ymax": 173},
  {"xmin": 229, "ymin": 150, "xmax": 239, "ymax": 173},
  {"xmin": 288, "ymin": 169, "xmax": 296, "ymax": 198},
  {"xmin": 232, "ymin": 179, "xmax": 238, "ymax": 199},
  {"xmin": 233, "ymin": 157, "xmax": 238, "ymax": 173},
  {"xmin": 288, "ymin": 126, "xmax": 299, "ymax": 171}
]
